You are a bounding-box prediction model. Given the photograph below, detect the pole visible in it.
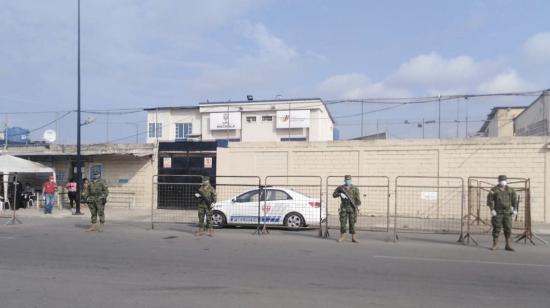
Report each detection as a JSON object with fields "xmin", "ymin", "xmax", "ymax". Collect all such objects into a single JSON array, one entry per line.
[
  {"xmin": 3, "ymin": 115, "xmax": 7, "ymax": 150},
  {"xmin": 422, "ymin": 118, "xmax": 425, "ymax": 139},
  {"xmin": 135, "ymin": 124, "xmax": 139, "ymax": 143},
  {"xmin": 106, "ymin": 112, "xmax": 110, "ymax": 143},
  {"xmin": 74, "ymin": 0, "xmax": 83, "ymax": 215},
  {"xmin": 456, "ymin": 99, "xmax": 459, "ymax": 138},
  {"xmin": 288, "ymin": 102, "xmax": 291, "ymax": 141},
  {"xmin": 438, "ymin": 95, "xmax": 441, "ymax": 139}
]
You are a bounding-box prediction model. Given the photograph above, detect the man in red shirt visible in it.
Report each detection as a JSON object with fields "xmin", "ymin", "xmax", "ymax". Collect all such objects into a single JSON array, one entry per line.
[{"xmin": 42, "ymin": 175, "xmax": 57, "ymax": 214}]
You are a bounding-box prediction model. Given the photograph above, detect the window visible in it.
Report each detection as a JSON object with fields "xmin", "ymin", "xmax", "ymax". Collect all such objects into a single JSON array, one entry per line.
[
  {"xmin": 280, "ymin": 137, "xmax": 307, "ymax": 142},
  {"xmin": 246, "ymin": 116, "xmax": 257, "ymax": 123},
  {"xmin": 262, "ymin": 116, "xmax": 273, "ymax": 122},
  {"xmin": 266, "ymin": 190, "xmax": 292, "ymax": 201},
  {"xmin": 148, "ymin": 123, "xmax": 163, "ymax": 138},
  {"xmin": 235, "ymin": 189, "xmax": 265, "ymax": 203},
  {"xmin": 175, "ymin": 123, "xmax": 193, "ymax": 140}
]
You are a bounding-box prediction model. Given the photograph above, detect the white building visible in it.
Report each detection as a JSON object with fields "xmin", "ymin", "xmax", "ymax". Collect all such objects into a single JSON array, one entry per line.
[
  {"xmin": 514, "ymin": 90, "xmax": 550, "ymax": 136},
  {"xmin": 478, "ymin": 106, "xmax": 526, "ymax": 137},
  {"xmin": 145, "ymin": 98, "xmax": 335, "ymax": 143}
]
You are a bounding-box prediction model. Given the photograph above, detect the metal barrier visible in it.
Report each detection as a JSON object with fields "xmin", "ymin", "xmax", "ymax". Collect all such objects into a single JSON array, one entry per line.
[
  {"xmin": 324, "ymin": 176, "xmax": 390, "ymax": 237},
  {"xmin": 465, "ymin": 177, "xmax": 546, "ymax": 245},
  {"xmin": 211, "ymin": 176, "xmax": 262, "ymax": 234},
  {"xmin": 263, "ymin": 176, "xmax": 323, "ymax": 235},
  {"xmin": 394, "ymin": 176, "xmax": 464, "ymax": 242},
  {"xmin": 151, "ymin": 175, "xmax": 262, "ymax": 233},
  {"xmin": 151, "ymin": 175, "xmax": 203, "ymax": 228},
  {"xmin": 1, "ymin": 180, "xmax": 22, "ymax": 225}
]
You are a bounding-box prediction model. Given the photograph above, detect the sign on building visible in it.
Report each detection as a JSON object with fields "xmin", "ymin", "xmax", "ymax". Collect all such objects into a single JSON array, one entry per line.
[
  {"xmin": 209, "ymin": 112, "xmax": 242, "ymax": 130},
  {"xmin": 163, "ymin": 157, "xmax": 172, "ymax": 168},
  {"xmin": 204, "ymin": 157, "xmax": 213, "ymax": 168},
  {"xmin": 276, "ymin": 110, "xmax": 310, "ymax": 129}
]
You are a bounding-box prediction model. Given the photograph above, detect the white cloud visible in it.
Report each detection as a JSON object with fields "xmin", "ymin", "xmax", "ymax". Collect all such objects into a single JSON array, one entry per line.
[
  {"xmin": 477, "ymin": 69, "xmax": 537, "ymax": 93},
  {"xmin": 523, "ymin": 32, "xmax": 550, "ymax": 63},
  {"xmin": 318, "ymin": 52, "xmax": 535, "ymax": 99}
]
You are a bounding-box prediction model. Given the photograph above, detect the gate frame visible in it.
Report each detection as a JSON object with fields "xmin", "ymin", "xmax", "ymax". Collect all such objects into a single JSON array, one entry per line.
[
  {"xmin": 465, "ymin": 176, "xmax": 546, "ymax": 246},
  {"xmin": 264, "ymin": 175, "xmax": 323, "ymax": 236},
  {"xmin": 323, "ymin": 175, "xmax": 390, "ymax": 238},
  {"xmin": 151, "ymin": 174, "xmax": 203, "ymax": 229},
  {"xmin": 394, "ymin": 176, "xmax": 465, "ymax": 243}
]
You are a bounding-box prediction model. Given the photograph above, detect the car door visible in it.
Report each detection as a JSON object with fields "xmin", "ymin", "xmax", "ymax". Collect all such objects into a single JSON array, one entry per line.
[
  {"xmin": 263, "ymin": 189, "xmax": 293, "ymax": 225},
  {"xmin": 230, "ymin": 189, "xmax": 264, "ymax": 225}
]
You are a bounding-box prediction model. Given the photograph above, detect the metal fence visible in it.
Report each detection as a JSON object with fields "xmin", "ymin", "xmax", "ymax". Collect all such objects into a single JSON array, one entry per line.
[
  {"xmin": 324, "ymin": 176, "xmax": 390, "ymax": 237},
  {"xmin": 151, "ymin": 175, "xmax": 203, "ymax": 228},
  {"xmin": 465, "ymin": 177, "xmax": 545, "ymax": 245},
  {"xmin": 263, "ymin": 176, "xmax": 323, "ymax": 235},
  {"xmin": 394, "ymin": 176, "xmax": 464, "ymax": 241}
]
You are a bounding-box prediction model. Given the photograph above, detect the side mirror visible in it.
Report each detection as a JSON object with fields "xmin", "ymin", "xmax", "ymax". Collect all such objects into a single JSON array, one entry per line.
[{"xmin": 231, "ymin": 198, "xmax": 236, "ymax": 203}]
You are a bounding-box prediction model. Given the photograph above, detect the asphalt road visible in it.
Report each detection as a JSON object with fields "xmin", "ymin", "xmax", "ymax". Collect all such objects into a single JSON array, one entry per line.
[{"xmin": 0, "ymin": 217, "xmax": 549, "ymax": 308}]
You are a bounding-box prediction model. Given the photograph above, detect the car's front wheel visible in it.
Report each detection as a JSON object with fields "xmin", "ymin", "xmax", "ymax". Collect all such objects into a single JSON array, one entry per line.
[
  {"xmin": 211, "ymin": 211, "xmax": 227, "ymax": 228},
  {"xmin": 284, "ymin": 212, "xmax": 305, "ymax": 230}
]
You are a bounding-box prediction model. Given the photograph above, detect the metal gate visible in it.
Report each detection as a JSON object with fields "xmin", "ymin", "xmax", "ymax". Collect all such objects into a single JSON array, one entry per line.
[
  {"xmin": 394, "ymin": 176, "xmax": 464, "ymax": 242},
  {"xmin": 324, "ymin": 176, "xmax": 390, "ymax": 237}
]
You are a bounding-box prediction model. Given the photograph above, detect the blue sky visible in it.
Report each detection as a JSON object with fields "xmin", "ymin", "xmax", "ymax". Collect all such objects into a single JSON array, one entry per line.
[{"xmin": 1, "ymin": 0, "xmax": 549, "ymax": 142}]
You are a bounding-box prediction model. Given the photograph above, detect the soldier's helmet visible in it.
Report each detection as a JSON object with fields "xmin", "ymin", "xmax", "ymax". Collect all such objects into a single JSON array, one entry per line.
[
  {"xmin": 344, "ymin": 175, "xmax": 352, "ymax": 180},
  {"xmin": 498, "ymin": 175, "xmax": 507, "ymax": 181},
  {"xmin": 202, "ymin": 176, "xmax": 210, "ymax": 184}
]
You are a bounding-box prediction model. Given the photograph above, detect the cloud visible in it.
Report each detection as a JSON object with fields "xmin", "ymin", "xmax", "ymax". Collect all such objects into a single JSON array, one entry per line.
[
  {"xmin": 477, "ymin": 69, "xmax": 537, "ymax": 93},
  {"xmin": 318, "ymin": 52, "xmax": 535, "ymax": 99},
  {"xmin": 523, "ymin": 32, "xmax": 550, "ymax": 63}
]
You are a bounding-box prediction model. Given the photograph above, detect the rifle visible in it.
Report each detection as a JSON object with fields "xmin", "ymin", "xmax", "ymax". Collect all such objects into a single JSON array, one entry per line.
[
  {"xmin": 338, "ymin": 185, "xmax": 358, "ymax": 211},
  {"xmin": 196, "ymin": 188, "xmax": 213, "ymax": 207}
]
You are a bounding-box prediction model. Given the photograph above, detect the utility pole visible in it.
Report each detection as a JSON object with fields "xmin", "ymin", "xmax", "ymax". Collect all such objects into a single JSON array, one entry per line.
[
  {"xmin": 74, "ymin": 0, "xmax": 83, "ymax": 215},
  {"xmin": 106, "ymin": 112, "xmax": 110, "ymax": 143},
  {"xmin": 3, "ymin": 115, "xmax": 7, "ymax": 150}
]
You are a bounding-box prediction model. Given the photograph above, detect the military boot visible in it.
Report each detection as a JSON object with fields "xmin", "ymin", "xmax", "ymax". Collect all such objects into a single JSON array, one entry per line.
[
  {"xmin": 351, "ymin": 234, "xmax": 359, "ymax": 243},
  {"xmin": 86, "ymin": 224, "xmax": 97, "ymax": 232},
  {"xmin": 337, "ymin": 233, "xmax": 346, "ymax": 243},
  {"xmin": 194, "ymin": 228, "xmax": 204, "ymax": 236},
  {"xmin": 207, "ymin": 228, "xmax": 213, "ymax": 237},
  {"xmin": 97, "ymin": 223, "xmax": 104, "ymax": 232},
  {"xmin": 505, "ymin": 237, "xmax": 515, "ymax": 252},
  {"xmin": 490, "ymin": 237, "xmax": 499, "ymax": 251}
]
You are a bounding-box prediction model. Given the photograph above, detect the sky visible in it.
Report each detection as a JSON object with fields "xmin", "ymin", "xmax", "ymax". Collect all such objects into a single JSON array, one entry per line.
[{"xmin": 1, "ymin": 0, "xmax": 549, "ymax": 143}]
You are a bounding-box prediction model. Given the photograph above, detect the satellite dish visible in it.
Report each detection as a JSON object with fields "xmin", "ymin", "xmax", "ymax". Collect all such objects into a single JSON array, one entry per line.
[{"xmin": 43, "ymin": 129, "xmax": 57, "ymax": 143}]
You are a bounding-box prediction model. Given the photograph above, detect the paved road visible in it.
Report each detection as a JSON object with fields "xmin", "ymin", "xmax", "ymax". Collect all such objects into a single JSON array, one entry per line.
[{"xmin": 0, "ymin": 217, "xmax": 549, "ymax": 308}]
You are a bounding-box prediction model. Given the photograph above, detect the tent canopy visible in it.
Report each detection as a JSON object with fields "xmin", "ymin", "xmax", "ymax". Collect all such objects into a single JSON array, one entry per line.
[{"xmin": 0, "ymin": 155, "xmax": 55, "ymax": 174}]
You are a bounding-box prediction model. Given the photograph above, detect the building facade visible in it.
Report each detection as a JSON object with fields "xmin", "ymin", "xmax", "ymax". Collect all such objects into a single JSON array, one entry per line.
[
  {"xmin": 145, "ymin": 98, "xmax": 334, "ymax": 143},
  {"xmin": 478, "ymin": 107, "xmax": 526, "ymax": 137},
  {"xmin": 514, "ymin": 90, "xmax": 550, "ymax": 136}
]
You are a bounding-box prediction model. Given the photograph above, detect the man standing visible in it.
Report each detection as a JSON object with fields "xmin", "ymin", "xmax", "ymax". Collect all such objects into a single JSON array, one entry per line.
[
  {"xmin": 42, "ymin": 175, "xmax": 57, "ymax": 214},
  {"xmin": 194, "ymin": 176, "xmax": 216, "ymax": 237},
  {"xmin": 333, "ymin": 175, "xmax": 361, "ymax": 243},
  {"xmin": 487, "ymin": 175, "xmax": 517, "ymax": 251},
  {"xmin": 84, "ymin": 171, "xmax": 109, "ymax": 232}
]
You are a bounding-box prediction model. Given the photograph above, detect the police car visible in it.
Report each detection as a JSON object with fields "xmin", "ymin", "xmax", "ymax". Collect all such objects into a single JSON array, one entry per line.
[{"xmin": 211, "ymin": 187, "xmax": 324, "ymax": 230}]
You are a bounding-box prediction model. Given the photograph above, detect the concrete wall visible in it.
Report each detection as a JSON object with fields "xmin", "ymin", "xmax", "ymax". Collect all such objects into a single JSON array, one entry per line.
[
  {"xmin": 217, "ymin": 137, "xmax": 550, "ymax": 222},
  {"xmin": 487, "ymin": 109, "xmax": 524, "ymax": 137}
]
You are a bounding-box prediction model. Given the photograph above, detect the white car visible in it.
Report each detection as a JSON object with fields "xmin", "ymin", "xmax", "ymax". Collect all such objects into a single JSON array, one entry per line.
[{"xmin": 211, "ymin": 187, "xmax": 325, "ymax": 230}]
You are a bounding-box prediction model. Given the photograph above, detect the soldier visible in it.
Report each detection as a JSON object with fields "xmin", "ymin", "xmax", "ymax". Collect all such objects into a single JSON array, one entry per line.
[
  {"xmin": 333, "ymin": 175, "xmax": 361, "ymax": 243},
  {"xmin": 487, "ymin": 175, "xmax": 517, "ymax": 251},
  {"xmin": 84, "ymin": 171, "xmax": 109, "ymax": 232},
  {"xmin": 194, "ymin": 176, "xmax": 216, "ymax": 237}
]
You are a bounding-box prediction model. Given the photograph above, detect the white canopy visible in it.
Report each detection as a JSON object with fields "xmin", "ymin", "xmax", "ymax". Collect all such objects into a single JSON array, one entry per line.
[
  {"xmin": 0, "ymin": 155, "xmax": 55, "ymax": 174},
  {"xmin": 1, "ymin": 155, "xmax": 55, "ymax": 211}
]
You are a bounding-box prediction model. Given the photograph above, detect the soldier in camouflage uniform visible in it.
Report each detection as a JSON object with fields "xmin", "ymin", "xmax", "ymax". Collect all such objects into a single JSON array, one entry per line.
[
  {"xmin": 83, "ymin": 170, "xmax": 109, "ymax": 232},
  {"xmin": 194, "ymin": 176, "xmax": 216, "ymax": 237},
  {"xmin": 487, "ymin": 175, "xmax": 517, "ymax": 251},
  {"xmin": 333, "ymin": 175, "xmax": 361, "ymax": 243}
]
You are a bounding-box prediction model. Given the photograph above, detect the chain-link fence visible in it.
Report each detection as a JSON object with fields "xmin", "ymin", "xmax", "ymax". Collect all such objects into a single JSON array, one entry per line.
[
  {"xmin": 394, "ymin": 176, "xmax": 464, "ymax": 241},
  {"xmin": 263, "ymin": 176, "xmax": 323, "ymax": 234},
  {"xmin": 151, "ymin": 175, "xmax": 203, "ymax": 228},
  {"xmin": 210, "ymin": 176, "xmax": 262, "ymax": 233},
  {"xmin": 324, "ymin": 176, "xmax": 390, "ymax": 237},
  {"xmin": 465, "ymin": 177, "xmax": 545, "ymax": 245}
]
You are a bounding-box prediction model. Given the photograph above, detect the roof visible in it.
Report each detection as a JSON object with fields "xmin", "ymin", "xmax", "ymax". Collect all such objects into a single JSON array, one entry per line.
[
  {"xmin": 478, "ymin": 106, "xmax": 527, "ymax": 133},
  {"xmin": 143, "ymin": 106, "xmax": 199, "ymax": 111},
  {"xmin": 199, "ymin": 98, "xmax": 322, "ymax": 105},
  {"xmin": 512, "ymin": 90, "xmax": 550, "ymax": 121}
]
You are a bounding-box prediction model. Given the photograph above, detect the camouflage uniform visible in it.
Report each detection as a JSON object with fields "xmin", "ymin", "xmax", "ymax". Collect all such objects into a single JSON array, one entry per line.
[
  {"xmin": 333, "ymin": 175, "xmax": 361, "ymax": 241},
  {"xmin": 487, "ymin": 175, "xmax": 517, "ymax": 251},
  {"xmin": 197, "ymin": 177, "xmax": 216, "ymax": 231},
  {"xmin": 83, "ymin": 178, "xmax": 109, "ymax": 230}
]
